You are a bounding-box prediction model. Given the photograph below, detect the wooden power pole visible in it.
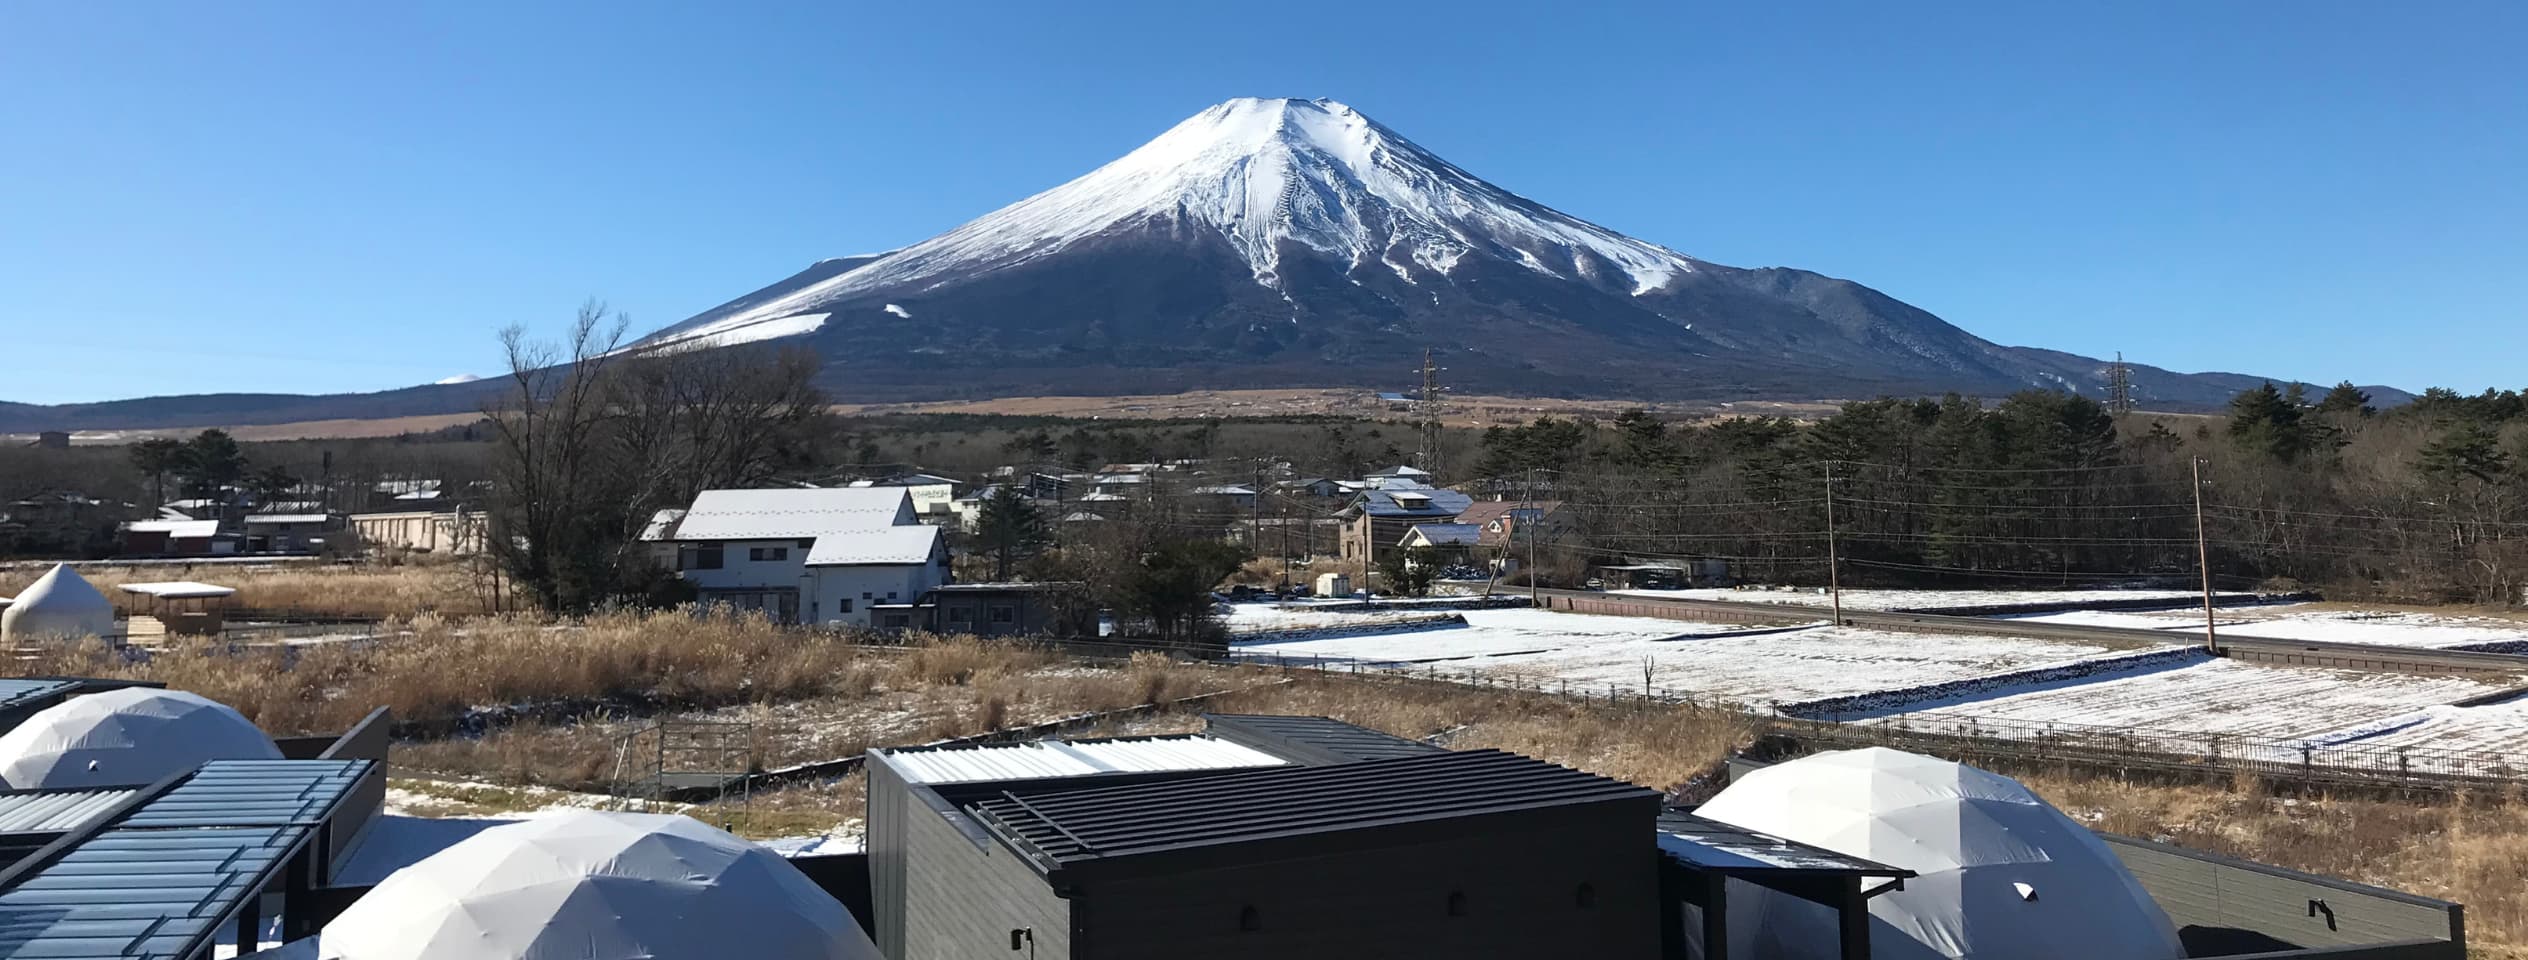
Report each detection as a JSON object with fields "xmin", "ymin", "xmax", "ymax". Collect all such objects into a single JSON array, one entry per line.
[{"xmin": 2193, "ymin": 456, "xmax": 2218, "ymax": 654}]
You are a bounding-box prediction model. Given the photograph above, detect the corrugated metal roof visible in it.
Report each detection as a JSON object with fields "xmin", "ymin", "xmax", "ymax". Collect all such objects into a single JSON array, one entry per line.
[
  {"xmin": 882, "ymin": 736, "xmax": 1286, "ymax": 785},
  {"xmin": 0, "ymin": 824, "xmax": 299, "ymax": 958},
  {"xmin": 670, "ymin": 488, "xmax": 914, "ymax": 541},
  {"xmin": 0, "ymin": 758, "xmax": 375, "ymax": 959},
  {"xmin": 0, "ymin": 789, "xmax": 135, "ymax": 833},
  {"xmin": 805, "ymin": 523, "xmax": 940, "ymax": 566},
  {"xmin": 1656, "ymin": 811, "xmax": 1912, "ymax": 877},
  {"xmin": 119, "ymin": 759, "xmax": 370, "ymax": 828},
  {"xmin": 1199, "ymin": 714, "xmax": 1443, "ymax": 766},
  {"xmin": 969, "ymin": 750, "xmax": 1656, "ymax": 881}
]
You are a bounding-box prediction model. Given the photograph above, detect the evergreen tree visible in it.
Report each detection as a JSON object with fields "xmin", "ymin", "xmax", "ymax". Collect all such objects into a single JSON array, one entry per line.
[
  {"xmin": 128, "ymin": 437, "xmax": 184, "ymax": 508},
  {"xmin": 2417, "ymin": 422, "xmax": 2511, "ymax": 488},
  {"xmin": 2315, "ymin": 382, "xmax": 2375, "ymax": 418},
  {"xmin": 177, "ymin": 429, "xmax": 250, "ymax": 498},
  {"xmin": 972, "ymin": 486, "xmax": 1052, "ymax": 580},
  {"xmin": 247, "ymin": 464, "xmax": 301, "ymax": 507},
  {"xmin": 2226, "ymin": 383, "xmax": 2317, "ymax": 462}
]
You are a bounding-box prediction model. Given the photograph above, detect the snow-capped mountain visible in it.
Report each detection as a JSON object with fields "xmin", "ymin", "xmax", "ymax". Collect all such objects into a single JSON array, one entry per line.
[
  {"xmin": 624, "ymin": 97, "xmax": 2279, "ymax": 407},
  {"xmin": 0, "ymin": 98, "xmax": 2395, "ymax": 431}
]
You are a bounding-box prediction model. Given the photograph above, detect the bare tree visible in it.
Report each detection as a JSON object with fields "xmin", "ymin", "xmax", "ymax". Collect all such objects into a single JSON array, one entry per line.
[{"xmin": 483, "ymin": 303, "xmax": 834, "ymax": 614}]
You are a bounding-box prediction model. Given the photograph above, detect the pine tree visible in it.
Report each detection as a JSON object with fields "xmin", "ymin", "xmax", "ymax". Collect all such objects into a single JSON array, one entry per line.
[
  {"xmin": 2315, "ymin": 381, "xmax": 2375, "ymax": 418},
  {"xmin": 129, "ymin": 438, "xmax": 184, "ymax": 508},
  {"xmin": 2226, "ymin": 383, "xmax": 2316, "ymax": 462},
  {"xmin": 972, "ymin": 486, "xmax": 1051, "ymax": 580}
]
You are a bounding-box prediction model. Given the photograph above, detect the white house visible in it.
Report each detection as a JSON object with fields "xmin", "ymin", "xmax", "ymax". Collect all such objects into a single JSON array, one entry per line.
[
  {"xmin": 848, "ymin": 474, "xmax": 961, "ymax": 524},
  {"xmin": 643, "ymin": 488, "xmax": 947, "ymax": 628}
]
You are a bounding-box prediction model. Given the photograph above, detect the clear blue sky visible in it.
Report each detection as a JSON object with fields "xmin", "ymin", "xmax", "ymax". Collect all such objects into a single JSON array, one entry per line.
[{"xmin": 4, "ymin": 1, "xmax": 2520, "ymax": 404}]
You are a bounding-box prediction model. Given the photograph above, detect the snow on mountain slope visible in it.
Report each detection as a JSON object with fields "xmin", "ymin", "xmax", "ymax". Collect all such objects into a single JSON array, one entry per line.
[{"xmin": 629, "ymin": 98, "xmax": 1698, "ymax": 349}]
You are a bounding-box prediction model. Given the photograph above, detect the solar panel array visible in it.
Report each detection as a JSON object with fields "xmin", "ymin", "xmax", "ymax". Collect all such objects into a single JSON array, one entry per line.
[{"xmin": 0, "ymin": 759, "xmax": 374, "ymax": 959}]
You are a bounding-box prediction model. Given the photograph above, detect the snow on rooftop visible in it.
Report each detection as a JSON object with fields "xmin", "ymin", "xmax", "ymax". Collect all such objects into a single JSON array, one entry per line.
[
  {"xmin": 669, "ymin": 488, "xmax": 914, "ymax": 541},
  {"xmin": 805, "ymin": 524, "xmax": 940, "ymax": 566},
  {"xmin": 880, "ymin": 735, "xmax": 1287, "ymax": 784},
  {"xmin": 123, "ymin": 519, "xmax": 220, "ymax": 538},
  {"xmin": 117, "ymin": 581, "xmax": 236, "ymax": 600}
]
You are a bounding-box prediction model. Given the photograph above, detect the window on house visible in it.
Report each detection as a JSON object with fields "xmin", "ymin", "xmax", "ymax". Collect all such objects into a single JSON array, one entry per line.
[
  {"xmin": 947, "ymin": 605, "xmax": 973, "ymax": 623},
  {"xmin": 748, "ymin": 546, "xmax": 789, "ymax": 562},
  {"xmin": 838, "ymin": 599, "xmax": 853, "ymax": 614},
  {"xmin": 691, "ymin": 545, "xmax": 723, "ymax": 570},
  {"xmin": 989, "ymin": 605, "xmax": 1016, "ymax": 624}
]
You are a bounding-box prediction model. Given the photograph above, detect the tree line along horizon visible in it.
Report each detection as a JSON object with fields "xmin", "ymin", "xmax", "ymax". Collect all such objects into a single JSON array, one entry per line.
[{"xmin": 8, "ymin": 324, "xmax": 2527, "ymax": 614}]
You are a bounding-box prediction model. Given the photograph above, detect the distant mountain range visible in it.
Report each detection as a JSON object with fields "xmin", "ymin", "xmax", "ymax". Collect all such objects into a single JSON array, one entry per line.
[{"xmin": 0, "ymin": 97, "xmax": 2405, "ymax": 432}]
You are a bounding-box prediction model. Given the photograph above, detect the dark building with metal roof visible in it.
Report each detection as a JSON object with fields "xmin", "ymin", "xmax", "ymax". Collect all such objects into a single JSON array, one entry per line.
[{"xmin": 868, "ymin": 729, "xmax": 1661, "ymax": 960}]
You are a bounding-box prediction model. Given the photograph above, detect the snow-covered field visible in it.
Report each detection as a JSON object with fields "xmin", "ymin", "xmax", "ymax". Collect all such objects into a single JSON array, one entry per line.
[
  {"xmin": 2014, "ymin": 604, "xmax": 2528, "ymax": 649},
  {"xmin": 1229, "ymin": 606, "xmax": 2134, "ymax": 706},
  {"xmin": 1877, "ymin": 658, "xmax": 2512, "ymax": 742},
  {"xmin": 1617, "ymin": 586, "xmax": 2243, "ymax": 612},
  {"xmin": 2289, "ymin": 697, "xmax": 2528, "ymax": 758}
]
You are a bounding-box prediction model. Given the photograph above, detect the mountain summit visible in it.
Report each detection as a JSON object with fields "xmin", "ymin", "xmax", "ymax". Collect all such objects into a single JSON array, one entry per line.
[
  {"xmin": 629, "ymin": 97, "xmax": 2281, "ymax": 406},
  {"xmin": 0, "ymin": 98, "xmax": 2376, "ymax": 432}
]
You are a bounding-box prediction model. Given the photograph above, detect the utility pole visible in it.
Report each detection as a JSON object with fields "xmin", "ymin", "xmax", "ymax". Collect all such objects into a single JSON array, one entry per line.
[
  {"xmin": 1524, "ymin": 467, "xmax": 1541, "ymax": 608},
  {"xmin": 1250, "ymin": 463, "xmax": 1264, "ymax": 569},
  {"xmin": 1824, "ymin": 461, "xmax": 1843, "ymax": 625},
  {"xmin": 2193, "ymin": 457, "xmax": 2218, "ymax": 654}
]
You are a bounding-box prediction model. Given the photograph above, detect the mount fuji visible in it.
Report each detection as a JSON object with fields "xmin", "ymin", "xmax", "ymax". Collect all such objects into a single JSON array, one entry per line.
[
  {"xmin": 0, "ymin": 98, "xmax": 2398, "ymax": 431},
  {"xmin": 628, "ymin": 97, "xmax": 2300, "ymax": 408}
]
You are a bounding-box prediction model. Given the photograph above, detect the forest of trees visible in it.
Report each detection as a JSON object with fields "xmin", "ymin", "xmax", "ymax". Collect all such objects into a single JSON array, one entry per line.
[{"xmin": 1470, "ymin": 382, "xmax": 2528, "ymax": 605}]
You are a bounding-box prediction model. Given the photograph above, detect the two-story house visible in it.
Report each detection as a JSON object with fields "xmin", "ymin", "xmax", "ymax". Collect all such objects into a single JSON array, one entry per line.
[{"xmin": 644, "ymin": 487, "xmax": 947, "ymax": 627}]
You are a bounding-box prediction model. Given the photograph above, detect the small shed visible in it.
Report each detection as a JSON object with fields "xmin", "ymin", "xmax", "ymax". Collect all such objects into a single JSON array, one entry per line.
[{"xmin": 118, "ymin": 581, "xmax": 237, "ymax": 639}]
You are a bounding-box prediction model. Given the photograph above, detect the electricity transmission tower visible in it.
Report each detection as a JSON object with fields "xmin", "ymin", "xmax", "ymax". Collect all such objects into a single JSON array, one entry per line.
[
  {"xmin": 2105, "ymin": 352, "xmax": 2136, "ymax": 417},
  {"xmin": 1416, "ymin": 348, "xmax": 1446, "ymax": 477}
]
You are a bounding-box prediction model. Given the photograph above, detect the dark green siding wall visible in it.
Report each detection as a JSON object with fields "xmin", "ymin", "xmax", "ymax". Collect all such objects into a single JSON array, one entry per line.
[
  {"xmin": 2106, "ymin": 835, "xmax": 2461, "ymax": 959},
  {"xmin": 900, "ymin": 794, "xmax": 1073, "ymax": 960},
  {"xmin": 1076, "ymin": 809, "xmax": 1658, "ymax": 960}
]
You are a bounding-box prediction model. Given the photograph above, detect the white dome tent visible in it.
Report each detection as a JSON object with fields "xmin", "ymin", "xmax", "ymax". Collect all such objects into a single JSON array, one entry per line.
[
  {"xmin": 0, "ymin": 687, "xmax": 281, "ymax": 789},
  {"xmin": 0, "ymin": 564, "xmax": 115, "ymax": 645},
  {"xmin": 1695, "ymin": 747, "xmax": 2182, "ymax": 960},
  {"xmin": 319, "ymin": 810, "xmax": 880, "ymax": 960}
]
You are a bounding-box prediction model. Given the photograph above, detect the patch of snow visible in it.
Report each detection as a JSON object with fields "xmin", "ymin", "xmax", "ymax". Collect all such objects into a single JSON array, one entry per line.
[
  {"xmin": 883, "ymin": 303, "xmax": 911, "ymax": 318},
  {"xmin": 2014, "ymin": 604, "xmax": 2528, "ymax": 649},
  {"xmin": 431, "ymin": 373, "xmax": 481, "ymax": 385},
  {"xmin": 622, "ymin": 312, "xmax": 828, "ymax": 354},
  {"xmin": 1618, "ymin": 587, "xmax": 2243, "ymax": 613},
  {"xmin": 1877, "ymin": 658, "xmax": 2507, "ymax": 742}
]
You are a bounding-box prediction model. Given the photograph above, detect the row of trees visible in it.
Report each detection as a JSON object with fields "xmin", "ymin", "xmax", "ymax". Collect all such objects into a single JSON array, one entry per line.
[{"xmin": 1472, "ymin": 381, "xmax": 2528, "ymax": 604}]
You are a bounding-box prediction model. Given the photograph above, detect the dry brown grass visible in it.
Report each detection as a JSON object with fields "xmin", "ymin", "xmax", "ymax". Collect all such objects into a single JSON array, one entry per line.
[
  {"xmin": 6, "ymin": 608, "xmax": 924, "ymax": 735},
  {"xmin": 0, "ymin": 561, "xmax": 492, "ymax": 618},
  {"xmin": 2020, "ymin": 767, "xmax": 2528, "ymax": 952}
]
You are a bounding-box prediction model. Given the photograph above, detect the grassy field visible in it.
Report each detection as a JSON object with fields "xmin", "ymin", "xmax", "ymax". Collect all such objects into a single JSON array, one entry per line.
[
  {"xmin": 4, "ymin": 578, "xmax": 2517, "ymax": 953},
  {"xmin": 0, "ymin": 560, "xmax": 493, "ymax": 618}
]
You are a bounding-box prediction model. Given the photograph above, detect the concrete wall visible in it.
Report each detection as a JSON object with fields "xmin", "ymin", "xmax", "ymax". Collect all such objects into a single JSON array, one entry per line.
[
  {"xmin": 2104, "ymin": 835, "xmax": 2461, "ymax": 959},
  {"xmin": 1074, "ymin": 809, "xmax": 1658, "ymax": 960}
]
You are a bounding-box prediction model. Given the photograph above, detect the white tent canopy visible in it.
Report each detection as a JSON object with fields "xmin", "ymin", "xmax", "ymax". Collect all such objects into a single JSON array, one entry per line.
[
  {"xmin": 1696, "ymin": 747, "xmax": 2182, "ymax": 960},
  {"xmin": 0, "ymin": 564, "xmax": 114, "ymax": 644},
  {"xmin": 320, "ymin": 810, "xmax": 880, "ymax": 960},
  {"xmin": 0, "ymin": 687, "xmax": 281, "ymax": 789}
]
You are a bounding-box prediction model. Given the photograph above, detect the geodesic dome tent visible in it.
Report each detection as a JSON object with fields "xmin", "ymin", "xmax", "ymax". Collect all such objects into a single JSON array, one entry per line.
[
  {"xmin": 0, "ymin": 564, "xmax": 114, "ymax": 645},
  {"xmin": 1695, "ymin": 747, "xmax": 2182, "ymax": 960},
  {"xmin": 0, "ymin": 687, "xmax": 281, "ymax": 789},
  {"xmin": 319, "ymin": 810, "xmax": 880, "ymax": 960}
]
